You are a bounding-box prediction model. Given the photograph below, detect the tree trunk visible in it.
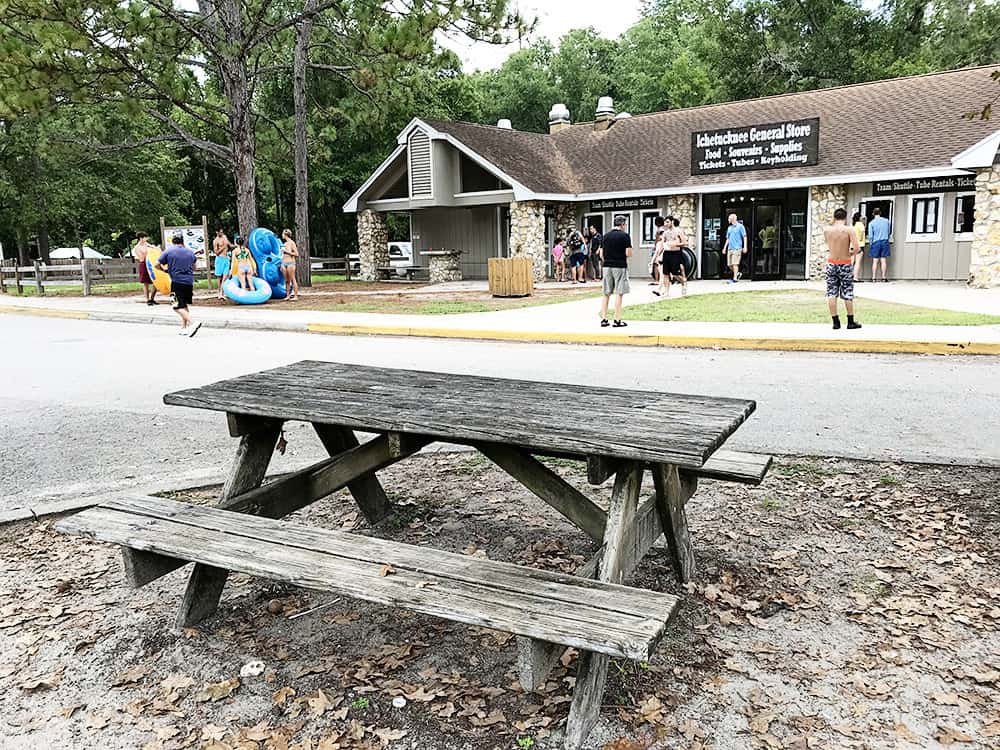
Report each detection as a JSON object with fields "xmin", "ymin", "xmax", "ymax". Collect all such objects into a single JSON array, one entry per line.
[
  {"xmin": 31, "ymin": 153, "xmax": 51, "ymax": 263},
  {"xmin": 16, "ymin": 226, "xmax": 29, "ymax": 265},
  {"xmin": 293, "ymin": 0, "xmax": 317, "ymax": 287},
  {"xmin": 201, "ymin": 0, "xmax": 259, "ymax": 237}
]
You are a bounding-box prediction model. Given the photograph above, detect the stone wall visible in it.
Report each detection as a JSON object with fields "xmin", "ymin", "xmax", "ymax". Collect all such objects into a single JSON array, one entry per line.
[
  {"xmin": 663, "ymin": 194, "xmax": 698, "ymax": 245},
  {"xmin": 554, "ymin": 203, "xmax": 577, "ymax": 248},
  {"xmin": 427, "ymin": 252, "xmax": 463, "ymax": 283},
  {"xmin": 357, "ymin": 209, "xmax": 388, "ymax": 282},
  {"xmin": 808, "ymin": 184, "xmax": 847, "ymax": 279},
  {"xmin": 969, "ymin": 160, "xmax": 1000, "ymax": 288},
  {"xmin": 509, "ymin": 200, "xmax": 547, "ymax": 281}
]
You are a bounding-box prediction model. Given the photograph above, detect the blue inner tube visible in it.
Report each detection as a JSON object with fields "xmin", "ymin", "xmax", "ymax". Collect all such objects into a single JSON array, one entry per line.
[
  {"xmin": 223, "ymin": 275, "xmax": 272, "ymax": 305},
  {"xmin": 248, "ymin": 228, "xmax": 287, "ymax": 300}
]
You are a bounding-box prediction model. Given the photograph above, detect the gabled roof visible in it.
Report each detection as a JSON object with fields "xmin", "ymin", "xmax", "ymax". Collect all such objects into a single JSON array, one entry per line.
[{"xmin": 348, "ymin": 65, "xmax": 1000, "ymax": 210}]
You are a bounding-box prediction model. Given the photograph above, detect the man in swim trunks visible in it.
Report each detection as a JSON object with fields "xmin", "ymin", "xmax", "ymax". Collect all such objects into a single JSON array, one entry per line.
[
  {"xmin": 132, "ymin": 233, "xmax": 157, "ymax": 306},
  {"xmin": 823, "ymin": 208, "xmax": 862, "ymax": 330},
  {"xmin": 212, "ymin": 228, "xmax": 233, "ymax": 299}
]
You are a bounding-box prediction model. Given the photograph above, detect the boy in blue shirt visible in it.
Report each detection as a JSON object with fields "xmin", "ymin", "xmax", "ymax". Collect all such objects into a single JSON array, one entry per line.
[
  {"xmin": 867, "ymin": 207, "xmax": 892, "ymax": 282},
  {"xmin": 157, "ymin": 234, "xmax": 202, "ymax": 337},
  {"xmin": 722, "ymin": 213, "xmax": 747, "ymax": 283}
]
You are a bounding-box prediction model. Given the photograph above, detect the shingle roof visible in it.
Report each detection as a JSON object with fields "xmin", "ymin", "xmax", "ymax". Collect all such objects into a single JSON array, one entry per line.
[{"xmin": 426, "ymin": 65, "xmax": 1000, "ymax": 196}]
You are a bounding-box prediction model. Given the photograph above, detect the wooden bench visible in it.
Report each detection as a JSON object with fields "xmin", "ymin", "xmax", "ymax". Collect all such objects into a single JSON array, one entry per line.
[{"xmin": 56, "ymin": 494, "xmax": 680, "ymax": 661}]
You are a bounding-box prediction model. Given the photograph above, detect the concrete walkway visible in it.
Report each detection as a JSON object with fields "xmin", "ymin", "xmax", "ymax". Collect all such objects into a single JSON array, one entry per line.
[{"xmin": 2, "ymin": 280, "xmax": 999, "ymax": 355}]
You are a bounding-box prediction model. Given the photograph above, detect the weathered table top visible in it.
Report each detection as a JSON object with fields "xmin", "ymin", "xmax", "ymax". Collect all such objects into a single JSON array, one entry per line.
[{"xmin": 164, "ymin": 361, "xmax": 755, "ymax": 468}]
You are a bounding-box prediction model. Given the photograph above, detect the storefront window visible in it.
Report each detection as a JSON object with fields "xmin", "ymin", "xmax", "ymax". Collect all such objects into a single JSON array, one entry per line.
[
  {"xmin": 907, "ymin": 194, "xmax": 941, "ymax": 241},
  {"xmin": 955, "ymin": 194, "xmax": 975, "ymax": 235},
  {"xmin": 641, "ymin": 210, "xmax": 661, "ymax": 245}
]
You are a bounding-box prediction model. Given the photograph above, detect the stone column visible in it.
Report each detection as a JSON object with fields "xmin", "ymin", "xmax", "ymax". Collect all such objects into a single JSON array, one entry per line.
[
  {"xmin": 969, "ymin": 160, "xmax": 1000, "ymax": 288},
  {"xmin": 509, "ymin": 200, "xmax": 547, "ymax": 282},
  {"xmin": 664, "ymin": 194, "xmax": 698, "ymax": 244},
  {"xmin": 554, "ymin": 203, "xmax": 577, "ymax": 247},
  {"xmin": 357, "ymin": 209, "xmax": 388, "ymax": 281},
  {"xmin": 808, "ymin": 184, "xmax": 847, "ymax": 280}
]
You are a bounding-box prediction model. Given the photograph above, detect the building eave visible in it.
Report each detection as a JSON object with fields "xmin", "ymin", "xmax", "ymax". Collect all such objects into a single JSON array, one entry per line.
[{"xmin": 951, "ymin": 129, "xmax": 1000, "ymax": 169}]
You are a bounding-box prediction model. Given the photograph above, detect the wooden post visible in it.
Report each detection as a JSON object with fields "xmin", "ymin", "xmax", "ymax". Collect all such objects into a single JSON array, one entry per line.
[
  {"xmin": 33, "ymin": 260, "xmax": 43, "ymax": 295},
  {"xmin": 159, "ymin": 216, "xmax": 167, "ymax": 252},
  {"xmin": 0, "ymin": 261, "xmax": 6, "ymax": 294},
  {"xmin": 652, "ymin": 464, "xmax": 696, "ymax": 582},
  {"xmin": 14, "ymin": 264, "xmax": 22, "ymax": 295},
  {"xmin": 313, "ymin": 424, "xmax": 394, "ymax": 524},
  {"xmin": 202, "ymin": 215, "xmax": 210, "ymax": 283},
  {"xmin": 345, "ymin": 254, "xmax": 351, "ymax": 281},
  {"xmin": 175, "ymin": 418, "xmax": 282, "ymax": 627},
  {"xmin": 80, "ymin": 258, "xmax": 91, "ymax": 296},
  {"xmin": 565, "ymin": 461, "xmax": 643, "ymax": 749}
]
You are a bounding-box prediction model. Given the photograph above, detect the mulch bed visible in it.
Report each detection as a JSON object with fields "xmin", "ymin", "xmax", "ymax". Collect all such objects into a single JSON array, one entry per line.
[{"xmin": 1, "ymin": 454, "xmax": 997, "ymax": 750}]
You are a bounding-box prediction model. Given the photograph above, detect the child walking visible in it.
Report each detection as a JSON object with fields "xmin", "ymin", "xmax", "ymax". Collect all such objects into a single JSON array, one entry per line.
[{"xmin": 551, "ymin": 239, "xmax": 566, "ymax": 281}]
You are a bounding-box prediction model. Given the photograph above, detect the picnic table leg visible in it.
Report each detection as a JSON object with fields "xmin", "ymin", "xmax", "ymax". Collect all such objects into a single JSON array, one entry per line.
[
  {"xmin": 652, "ymin": 463, "xmax": 697, "ymax": 582},
  {"xmin": 565, "ymin": 460, "xmax": 643, "ymax": 750},
  {"xmin": 175, "ymin": 418, "xmax": 282, "ymax": 627},
  {"xmin": 314, "ymin": 424, "xmax": 394, "ymax": 524}
]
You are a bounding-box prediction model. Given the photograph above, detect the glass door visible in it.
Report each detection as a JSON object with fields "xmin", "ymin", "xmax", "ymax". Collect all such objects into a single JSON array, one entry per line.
[{"xmin": 752, "ymin": 204, "xmax": 782, "ymax": 280}]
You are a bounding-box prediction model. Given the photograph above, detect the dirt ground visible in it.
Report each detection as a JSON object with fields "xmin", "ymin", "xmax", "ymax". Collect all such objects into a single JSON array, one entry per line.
[{"xmin": 2, "ymin": 454, "xmax": 998, "ymax": 750}]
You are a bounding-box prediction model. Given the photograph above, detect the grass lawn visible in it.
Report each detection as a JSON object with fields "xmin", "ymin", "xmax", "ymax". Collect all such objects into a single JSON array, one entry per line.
[
  {"xmin": 1, "ymin": 279, "xmax": 216, "ymax": 297},
  {"xmin": 623, "ymin": 289, "xmax": 1000, "ymax": 326}
]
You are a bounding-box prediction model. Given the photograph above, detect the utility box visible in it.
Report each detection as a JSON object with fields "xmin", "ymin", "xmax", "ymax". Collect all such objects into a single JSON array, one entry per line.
[{"xmin": 488, "ymin": 256, "xmax": 534, "ymax": 297}]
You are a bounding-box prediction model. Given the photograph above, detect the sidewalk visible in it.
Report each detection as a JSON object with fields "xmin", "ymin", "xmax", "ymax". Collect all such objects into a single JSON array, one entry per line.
[{"xmin": 2, "ymin": 281, "xmax": 999, "ymax": 355}]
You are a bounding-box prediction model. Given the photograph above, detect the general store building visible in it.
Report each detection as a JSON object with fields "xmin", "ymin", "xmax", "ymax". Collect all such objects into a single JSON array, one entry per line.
[{"xmin": 345, "ymin": 65, "xmax": 1000, "ymax": 287}]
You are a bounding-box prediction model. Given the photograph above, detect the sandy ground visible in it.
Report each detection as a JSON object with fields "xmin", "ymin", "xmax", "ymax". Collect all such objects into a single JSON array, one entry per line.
[{"xmin": 1, "ymin": 454, "xmax": 997, "ymax": 750}]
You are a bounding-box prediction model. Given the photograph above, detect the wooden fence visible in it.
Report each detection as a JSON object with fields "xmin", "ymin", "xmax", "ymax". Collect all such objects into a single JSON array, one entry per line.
[{"xmin": 1, "ymin": 255, "xmax": 351, "ymax": 295}]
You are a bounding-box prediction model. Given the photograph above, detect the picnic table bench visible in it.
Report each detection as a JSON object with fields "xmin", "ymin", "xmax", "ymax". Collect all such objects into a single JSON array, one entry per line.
[
  {"xmin": 56, "ymin": 362, "xmax": 767, "ymax": 749},
  {"xmin": 375, "ymin": 265, "xmax": 422, "ymax": 281}
]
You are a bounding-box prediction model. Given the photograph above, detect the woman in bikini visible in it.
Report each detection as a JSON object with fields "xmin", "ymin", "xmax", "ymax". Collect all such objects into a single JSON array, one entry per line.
[{"xmin": 281, "ymin": 228, "xmax": 299, "ymax": 300}]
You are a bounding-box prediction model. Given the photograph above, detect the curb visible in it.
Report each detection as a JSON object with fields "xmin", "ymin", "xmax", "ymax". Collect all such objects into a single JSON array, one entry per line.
[{"xmin": 3, "ymin": 303, "xmax": 999, "ymax": 356}]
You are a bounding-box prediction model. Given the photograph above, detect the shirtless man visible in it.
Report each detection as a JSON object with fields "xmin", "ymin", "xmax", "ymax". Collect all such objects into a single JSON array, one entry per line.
[
  {"xmin": 132, "ymin": 232, "xmax": 157, "ymax": 305},
  {"xmin": 823, "ymin": 208, "xmax": 862, "ymax": 330},
  {"xmin": 212, "ymin": 228, "xmax": 234, "ymax": 299}
]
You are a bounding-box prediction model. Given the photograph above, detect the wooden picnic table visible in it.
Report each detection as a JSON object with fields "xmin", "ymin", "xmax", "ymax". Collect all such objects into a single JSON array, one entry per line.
[{"xmin": 57, "ymin": 361, "xmax": 760, "ymax": 749}]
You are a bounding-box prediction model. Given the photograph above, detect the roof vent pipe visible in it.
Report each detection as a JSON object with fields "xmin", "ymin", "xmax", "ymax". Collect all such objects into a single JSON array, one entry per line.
[
  {"xmin": 497, "ymin": 118, "xmax": 512, "ymax": 129},
  {"xmin": 595, "ymin": 96, "xmax": 615, "ymax": 131},
  {"xmin": 548, "ymin": 103, "xmax": 571, "ymax": 134}
]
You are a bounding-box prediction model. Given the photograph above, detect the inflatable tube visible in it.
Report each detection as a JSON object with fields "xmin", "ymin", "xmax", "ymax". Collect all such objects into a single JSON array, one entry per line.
[
  {"xmin": 248, "ymin": 228, "xmax": 287, "ymax": 300},
  {"xmin": 223, "ymin": 275, "xmax": 273, "ymax": 305},
  {"xmin": 145, "ymin": 247, "xmax": 172, "ymax": 296},
  {"xmin": 681, "ymin": 247, "xmax": 698, "ymax": 277}
]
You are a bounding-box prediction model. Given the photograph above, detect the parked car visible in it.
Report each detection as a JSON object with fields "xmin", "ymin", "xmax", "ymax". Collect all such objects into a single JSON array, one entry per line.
[{"xmin": 347, "ymin": 242, "xmax": 414, "ymax": 276}]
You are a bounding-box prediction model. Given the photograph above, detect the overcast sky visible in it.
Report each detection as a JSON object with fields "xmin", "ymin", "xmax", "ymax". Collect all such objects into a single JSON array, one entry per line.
[{"xmin": 439, "ymin": 0, "xmax": 645, "ymax": 72}]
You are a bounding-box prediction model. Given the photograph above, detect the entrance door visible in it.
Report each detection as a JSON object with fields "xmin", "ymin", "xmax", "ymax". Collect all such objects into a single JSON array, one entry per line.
[{"xmin": 751, "ymin": 204, "xmax": 782, "ymax": 280}]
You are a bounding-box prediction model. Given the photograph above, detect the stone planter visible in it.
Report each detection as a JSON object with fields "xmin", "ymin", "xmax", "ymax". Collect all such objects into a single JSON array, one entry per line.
[{"xmin": 421, "ymin": 250, "xmax": 463, "ymax": 283}]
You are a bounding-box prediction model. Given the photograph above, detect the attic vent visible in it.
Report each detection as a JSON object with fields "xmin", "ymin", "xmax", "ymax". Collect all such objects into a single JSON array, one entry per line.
[{"xmin": 408, "ymin": 129, "xmax": 432, "ymax": 197}]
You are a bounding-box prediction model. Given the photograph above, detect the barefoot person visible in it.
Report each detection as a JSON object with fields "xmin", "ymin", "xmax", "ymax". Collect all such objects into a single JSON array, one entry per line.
[
  {"xmin": 231, "ymin": 236, "xmax": 256, "ymax": 291},
  {"xmin": 132, "ymin": 232, "xmax": 157, "ymax": 306},
  {"xmin": 280, "ymin": 229, "xmax": 299, "ymax": 300},
  {"xmin": 212, "ymin": 228, "xmax": 233, "ymax": 299},
  {"xmin": 551, "ymin": 238, "xmax": 566, "ymax": 281},
  {"xmin": 156, "ymin": 233, "xmax": 202, "ymax": 337},
  {"xmin": 722, "ymin": 213, "xmax": 747, "ymax": 283},
  {"xmin": 823, "ymin": 208, "xmax": 862, "ymax": 331},
  {"xmin": 598, "ymin": 215, "xmax": 632, "ymax": 328},
  {"xmin": 851, "ymin": 212, "xmax": 866, "ymax": 282}
]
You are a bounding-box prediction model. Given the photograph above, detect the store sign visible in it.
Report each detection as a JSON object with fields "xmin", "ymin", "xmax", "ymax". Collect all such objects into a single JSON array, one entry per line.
[
  {"xmin": 589, "ymin": 196, "xmax": 657, "ymax": 211},
  {"xmin": 871, "ymin": 175, "xmax": 975, "ymax": 195},
  {"xmin": 691, "ymin": 118, "xmax": 819, "ymax": 175}
]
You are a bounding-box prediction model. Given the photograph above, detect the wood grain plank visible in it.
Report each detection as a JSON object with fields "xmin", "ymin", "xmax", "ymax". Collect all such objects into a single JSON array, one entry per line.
[
  {"xmin": 653, "ymin": 464, "xmax": 696, "ymax": 582},
  {"xmin": 163, "ymin": 362, "xmax": 756, "ymax": 468},
  {"xmin": 477, "ymin": 443, "xmax": 607, "ymax": 542},
  {"xmin": 566, "ymin": 461, "xmax": 646, "ymax": 749},
  {"xmin": 176, "ymin": 422, "xmax": 280, "ymax": 627},
  {"xmin": 55, "ymin": 499, "xmax": 678, "ymax": 660}
]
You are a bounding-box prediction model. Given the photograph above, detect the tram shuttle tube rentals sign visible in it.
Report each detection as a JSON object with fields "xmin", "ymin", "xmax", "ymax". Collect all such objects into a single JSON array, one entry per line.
[{"xmin": 691, "ymin": 118, "xmax": 820, "ymax": 175}]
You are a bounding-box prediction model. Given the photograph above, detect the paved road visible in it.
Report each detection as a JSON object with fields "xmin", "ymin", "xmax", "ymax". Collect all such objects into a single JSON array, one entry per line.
[{"xmin": 2, "ymin": 314, "xmax": 998, "ymax": 510}]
